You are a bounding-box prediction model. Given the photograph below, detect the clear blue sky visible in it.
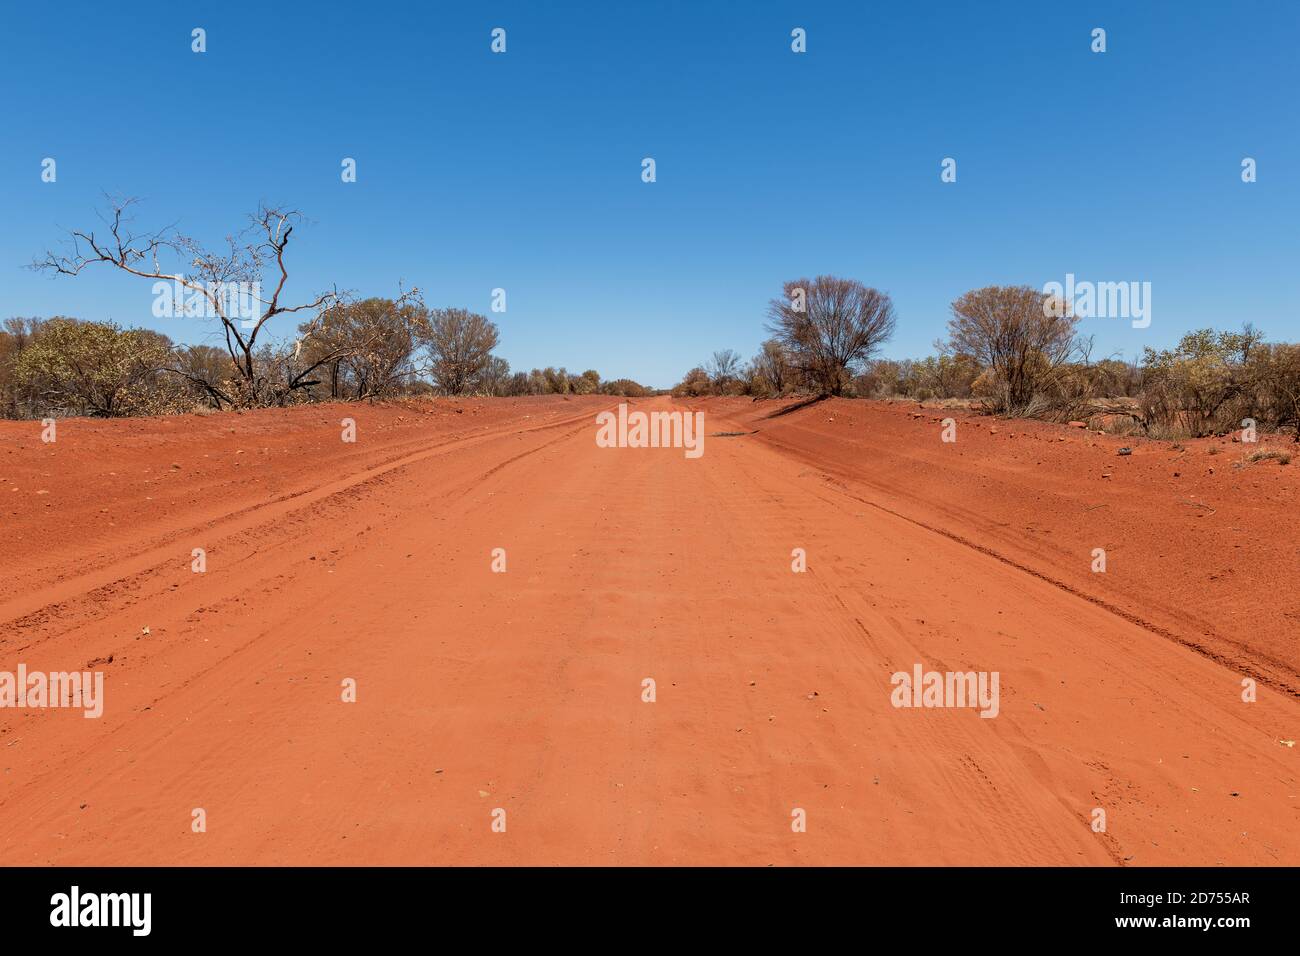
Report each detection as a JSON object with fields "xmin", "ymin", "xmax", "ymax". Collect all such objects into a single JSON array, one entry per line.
[{"xmin": 2, "ymin": 1, "xmax": 1296, "ymax": 388}]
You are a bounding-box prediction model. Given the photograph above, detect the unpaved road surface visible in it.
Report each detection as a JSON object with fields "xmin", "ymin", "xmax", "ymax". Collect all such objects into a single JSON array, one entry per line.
[{"xmin": 1, "ymin": 396, "xmax": 1296, "ymax": 865}]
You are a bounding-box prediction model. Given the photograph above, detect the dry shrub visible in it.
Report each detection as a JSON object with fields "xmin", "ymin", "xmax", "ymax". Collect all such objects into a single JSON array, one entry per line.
[
  {"xmin": 1247, "ymin": 449, "xmax": 1291, "ymax": 465},
  {"xmin": 12, "ymin": 318, "xmax": 175, "ymax": 417},
  {"xmin": 1248, "ymin": 343, "xmax": 1300, "ymax": 441}
]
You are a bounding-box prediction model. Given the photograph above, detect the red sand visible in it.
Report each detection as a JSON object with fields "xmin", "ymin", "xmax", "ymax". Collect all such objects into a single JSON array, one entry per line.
[{"xmin": 0, "ymin": 395, "xmax": 1296, "ymax": 865}]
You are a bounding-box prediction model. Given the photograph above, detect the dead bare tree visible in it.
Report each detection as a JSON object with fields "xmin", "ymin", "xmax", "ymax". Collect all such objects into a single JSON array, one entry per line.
[
  {"xmin": 705, "ymin": 349, "xmax": 742, "ymax": 393},
  {"xmin": 766, "ymin": 276, "xmax": 897, "ymax": 396},
  {"xmin": 945, "ymin": 285, "xmax": 1080, "ymax": 413},
  {"xmin": 32, "ymin": 196, "xmax": 340, "ymax": 406}
]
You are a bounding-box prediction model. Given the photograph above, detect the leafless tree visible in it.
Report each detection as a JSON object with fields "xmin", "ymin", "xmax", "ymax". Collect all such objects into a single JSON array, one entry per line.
[
  {"xmin": 945, "ymin": 285, "xmax": 1080, "ymax": 413},
  {"xmin": 705, "ymin": 349, "xmax": 742, "ymax": 393},
  {"xmin": 32, "ymin": 196, "xmax": 340, "ymax": 406},
  {"xmin": 766, "ymin": 276, "xmax": 897, "ymax": 396}
]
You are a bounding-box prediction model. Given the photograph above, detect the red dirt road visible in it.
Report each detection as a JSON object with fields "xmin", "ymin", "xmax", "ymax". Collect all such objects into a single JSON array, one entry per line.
[{"xmin": 0, "ymin": 396, "xmax": 1296, "ymax": 865}]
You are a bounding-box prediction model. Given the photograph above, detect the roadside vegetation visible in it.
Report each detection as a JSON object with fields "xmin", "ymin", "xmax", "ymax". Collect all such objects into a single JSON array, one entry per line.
[
  {"xmin": 0, "ymin": 312, "xmax": 653, "ymax": 419},
  {"xmin": 10, "ymin": 199, "xmax": 1299, "ymax": 443},
  {"xmin": 674, "ymin": 276, "xmax": 1300, "ymax": 442},
  {"xmin": 4, "ymin": 199, "xmax": 652, "ymax": 419}
]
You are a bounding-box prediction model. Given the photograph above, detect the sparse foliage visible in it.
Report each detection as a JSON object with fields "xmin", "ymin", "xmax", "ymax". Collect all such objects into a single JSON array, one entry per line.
[
  {"xmin": 705, "ymin": 349, "xmax": 743, "ymax": 394},
  {"xmin": 420, "ymin": 308, "xmax": 500, "ymax": 395},
  {"xmin": 33, "ymin": 197, "xmax": 340, "ymax": 407},
  {"xmin": 751, "ymin": 339, "xmax": 792, "ymax": 397},
  {"xmin": 767, "ymin": 276, "xmax": 897, "ymax": 396},
  {"xmin": 945, "ymin": 285, "xmax": 1080, "ymax": 414},
  {"xmin": 300, "ymin": 293, "xmax": 429, "ymax": 401}
]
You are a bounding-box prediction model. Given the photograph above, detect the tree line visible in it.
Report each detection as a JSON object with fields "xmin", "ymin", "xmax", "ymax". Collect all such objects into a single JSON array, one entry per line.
[
  {"xmin": 672, "ymin": 275, "xmax": 1300, "ymax": 441},
  {"xmin": 0, "ymin": 311, "xmax": 651, "ymax": 419},
  {"xmin": 14, "ymin": 198, "xmax": 1300, "ymax": 441},
  {"xmin": 4, "ymin": 198, "xmax": 651, "ymax": 418}
]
